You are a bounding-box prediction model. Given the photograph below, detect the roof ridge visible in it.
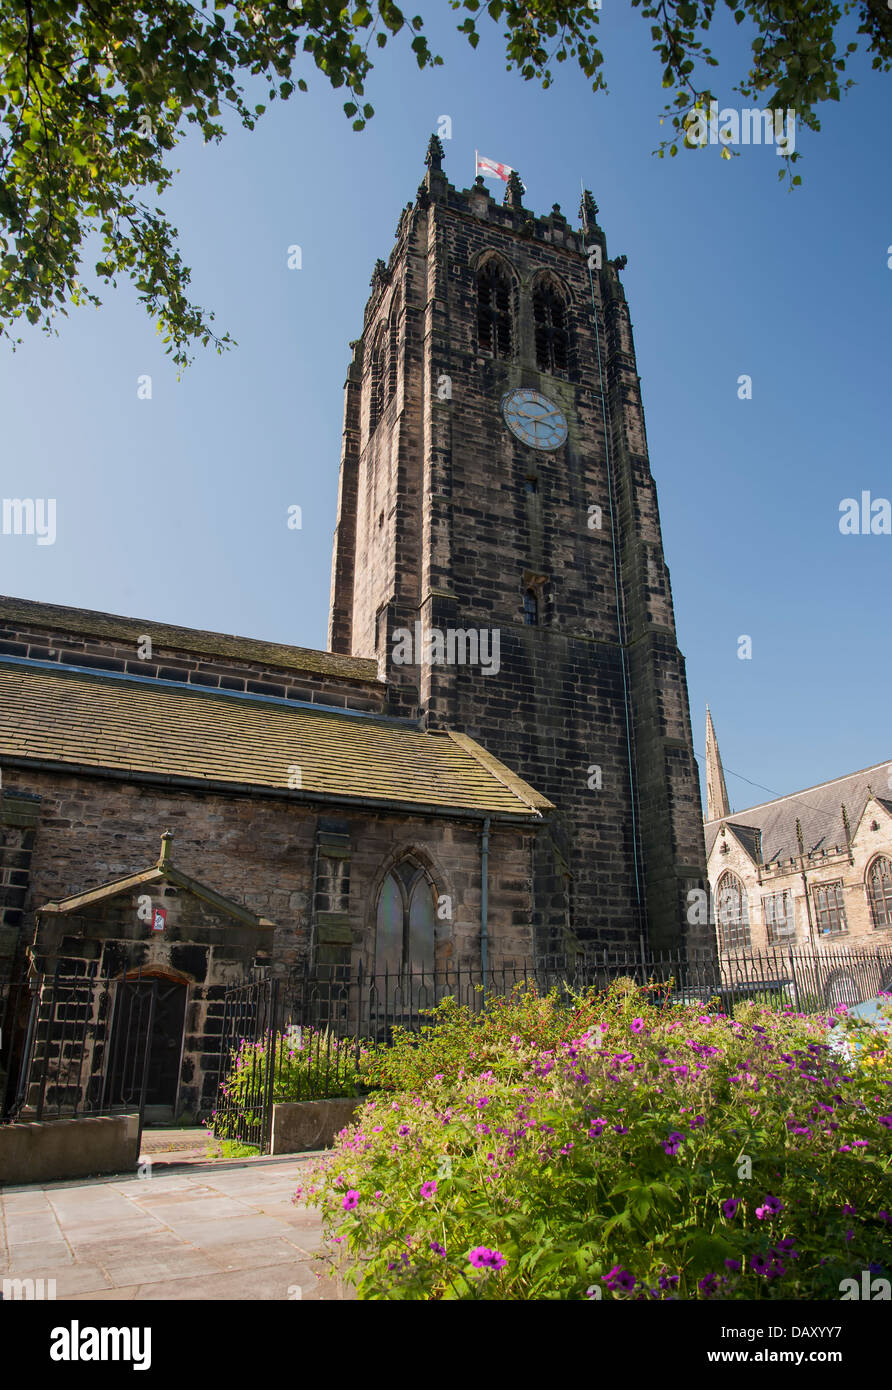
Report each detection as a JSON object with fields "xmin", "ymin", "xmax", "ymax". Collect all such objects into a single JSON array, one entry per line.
[
  {"xmin": 705, "ymin": 758, "xmax": 892, "ymax": 826},
  {"xmin": 0, "ymin": 593, "xmax": 380, "ymax": 682}
]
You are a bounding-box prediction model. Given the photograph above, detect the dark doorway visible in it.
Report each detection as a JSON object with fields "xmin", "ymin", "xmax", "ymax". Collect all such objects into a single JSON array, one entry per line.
[
  {"xmin": 105, "ymin": 977, "xmax": 187, "ymax": 1116},
  {"xmin": 145, "ymin": 981, "xmax": 187, "ymax": 1108}
]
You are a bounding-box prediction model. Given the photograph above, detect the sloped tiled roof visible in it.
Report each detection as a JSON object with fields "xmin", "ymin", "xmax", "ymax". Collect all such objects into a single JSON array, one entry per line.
[
  {"xmin": 0, "ymin": 594, "xmax": 379, "ymax": 683},
  {"xmin": 0, "ymin": 661, "xmax": 551, "ymax": 819},
  {"xmin": 705, "ymin": 760, "xmax": 892, "ymax": 863}
]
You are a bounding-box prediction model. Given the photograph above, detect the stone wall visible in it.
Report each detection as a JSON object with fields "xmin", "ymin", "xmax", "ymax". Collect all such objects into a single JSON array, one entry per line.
[{"xmin": 1, "ymin": 766, "xmax": 536, "ymax": 979}]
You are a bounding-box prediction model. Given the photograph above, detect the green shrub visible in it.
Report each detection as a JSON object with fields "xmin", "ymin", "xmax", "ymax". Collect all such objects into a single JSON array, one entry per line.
[
  {"xmin": 301, "ymin": 984, "xmax": 892, "ymax": 1300},
  {"xmin": 213, "ymin": 1026, "xmax": 359, "ymax": 1141}
]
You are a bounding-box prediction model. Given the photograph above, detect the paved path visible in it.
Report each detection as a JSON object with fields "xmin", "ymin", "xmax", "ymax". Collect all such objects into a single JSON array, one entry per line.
[{"xmin": 0, "ymin": 1153, "xmax": 354, "ymax": 1301}]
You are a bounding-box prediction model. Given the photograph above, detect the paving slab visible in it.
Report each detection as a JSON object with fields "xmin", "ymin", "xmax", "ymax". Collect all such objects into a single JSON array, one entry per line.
[{"xmin": 1, "ymin": 1154, "xmax": 351, "ymax": 1301}]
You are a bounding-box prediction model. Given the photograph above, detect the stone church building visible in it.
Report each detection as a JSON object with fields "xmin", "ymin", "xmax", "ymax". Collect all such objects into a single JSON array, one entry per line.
[
  {"xmin": 0, "ymin": 139, "xmax": 710, "ymax": 1115},
  {"xmin": 704, "ymin": 708, "xmax": 892, "ymax": 955}
]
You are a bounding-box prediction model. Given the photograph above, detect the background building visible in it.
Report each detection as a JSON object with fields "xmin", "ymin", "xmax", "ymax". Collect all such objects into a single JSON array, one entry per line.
[{"xmin": 704, "ymin": 709, "xmax": 892, "ymax": 953}]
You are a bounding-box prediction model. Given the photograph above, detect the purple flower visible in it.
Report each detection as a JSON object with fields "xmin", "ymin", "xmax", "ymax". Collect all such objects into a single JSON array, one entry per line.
[
  {"xmin": 690, "ymin": 1114, "xmax": 706, "ymax": 1128},
  {"xmin": 842, "ymin": 1203, "xmax": 857, "ymax": 1216},
  {"xmin": 476, "ymin": 1098, "xmax": 490, "ymax": 1109},
  {"xmin": 752, "ymin": 1254, "xmax": 771, "ymax": 1276},
  {"xmin": 342, "ymin": 1190, "xmax": 360, "ymax": 1211},
  {"xmin": 589, "ymin": 1119, "xmax": 607, "ymax": 1137},
  {"xmin": 879, "ymin": 1115, "xmax": 892, "ymax": 1128},
  {"xmin": 603, "ymin": 1265, "xmax": 636, "ymax": 1293},
  {"xmin": 398, "ymin": 1125, "xmax": 410, "ymax": 1135},
  {"xmin": 662, "ymin": 1131, "xmax": 684, "ymax": 1156},
  {"xmin": 468, "ymin": 1246, "xmax": 507, "ymax": 1271},
  {"xmin": 724, "ymin": 1258, "xmax": 741, "ymax": 1272},
  {"xmin": 721, "ymin": 1198, "xmax": 740, "ymax": 1220},
  {"xmin": 430, "ymin": 1240, "xmax": 446, "ymax": 1257},
  {"xmin": 420, "ymin": 1180, "xmax": 437, "ymax": 1201},
  {"xmin": 755, "ymin": 1195, "xmax": 783, "ymax": 1219},
  {"xmin": 613, "ymin": 1125, "xmax": 629, "ymax": 1135},
  {"xmin": 631, "ymin": 1018, "xmax": 645, "ymax": 1034},
  {"xmin": 698, "ymin": 1274, "xmax": 719, "ymax": 1296}
]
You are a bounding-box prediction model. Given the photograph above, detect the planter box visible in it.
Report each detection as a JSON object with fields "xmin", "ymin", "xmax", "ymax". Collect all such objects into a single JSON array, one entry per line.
[
  {"xmin": 270, "ymin": 1098, "xmax": 361, "ymax": 1155},
  {"xmin": 0, "ymin": 1114, "xmax": 140, "ymax": 1187}
]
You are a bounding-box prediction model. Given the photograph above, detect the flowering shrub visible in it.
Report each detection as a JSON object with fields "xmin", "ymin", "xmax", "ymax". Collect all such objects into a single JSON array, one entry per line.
[
  {"xmin": 832, "ymin": 994, "xmax": 892, "ymax": 1087},
  {"xmin": 357, "ymin": 979, "xmax": 689, "ymax": 1093},
  {"xmin": 300, "ymin": 983, "xmax": 892, "ymax": 1299},
  {"xmin": 212, "ymin": 1026, "xmax": 358, "ymax": 1140}
]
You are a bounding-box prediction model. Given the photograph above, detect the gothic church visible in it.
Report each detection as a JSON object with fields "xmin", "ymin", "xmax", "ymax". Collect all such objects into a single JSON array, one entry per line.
[{"xmin": 0, "ymin": 138, "xmax": 709, "ymax": 1112}]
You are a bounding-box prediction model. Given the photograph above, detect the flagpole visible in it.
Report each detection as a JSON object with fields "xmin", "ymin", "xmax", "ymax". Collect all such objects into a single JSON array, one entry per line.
[{"xmin": 475, "ymin": 148, "xmax": 479, "ymax": 181}]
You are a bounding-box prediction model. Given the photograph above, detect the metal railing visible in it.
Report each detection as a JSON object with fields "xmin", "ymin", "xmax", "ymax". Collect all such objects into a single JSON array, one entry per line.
[{"xmin": 0, "ymin": 965, "xmax": 158, "ymax": 1130}]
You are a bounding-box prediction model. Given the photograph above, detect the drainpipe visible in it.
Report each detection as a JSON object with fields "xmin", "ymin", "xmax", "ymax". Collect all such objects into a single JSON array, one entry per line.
[{"xmin": 481, "ymin": 817, "xmax": 490, "ymax": 1004}]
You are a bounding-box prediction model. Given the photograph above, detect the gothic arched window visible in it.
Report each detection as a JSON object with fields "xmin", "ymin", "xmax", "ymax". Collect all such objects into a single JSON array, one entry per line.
[
  {"xmin": 716, "ymin": 871, "xmax": 750, "ymax": 951},
  {"xmin": 370, "ymin": 330, "xmax": 387, "ymax": 435},
  {"xmin": 477, "ymin": 261, "xmax": 513, "ymax": 359},
  {"xmin": 533, "ymin": 276, "xmax": 570, "ymax": 374},
  {"xmin": 867, "ymin": 856, "xmax": 892, "ymax": 929},
  {"xmin": 523, "ymin": 589, "xmax": 538, "ymax": 626},
  {"xmin": 375, "ymin": 859, "xmax": 436, "ymax": 975},
  {"xmin": 387, "ymin": 295, "xmax": 400, "ymax": 401}
]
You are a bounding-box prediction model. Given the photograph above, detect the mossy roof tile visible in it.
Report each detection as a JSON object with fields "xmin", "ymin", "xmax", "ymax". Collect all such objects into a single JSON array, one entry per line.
[{"xmin": 0, "ymin": 662, "xmax": 552, "ymax": 818}]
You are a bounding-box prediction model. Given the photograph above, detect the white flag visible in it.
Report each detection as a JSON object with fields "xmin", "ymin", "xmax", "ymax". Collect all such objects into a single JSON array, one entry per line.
[{"xmin": 476, "ymin": 153, "xmax": 513, "ymax": 183}]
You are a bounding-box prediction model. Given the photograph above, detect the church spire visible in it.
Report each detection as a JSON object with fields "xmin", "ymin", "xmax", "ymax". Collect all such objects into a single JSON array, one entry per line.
[{"xmin": 705, "ymin": 706, "xmax": 731, "ymax": 822}]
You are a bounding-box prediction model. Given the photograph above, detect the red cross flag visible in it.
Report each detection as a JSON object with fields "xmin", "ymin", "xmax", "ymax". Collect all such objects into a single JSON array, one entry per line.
[{"xmin": 475, "ymin": 152, "xmax": 513, "ymax": 183}]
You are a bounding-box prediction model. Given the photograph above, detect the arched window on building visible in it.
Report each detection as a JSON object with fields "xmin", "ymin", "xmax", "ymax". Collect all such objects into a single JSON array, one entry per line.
[
  {"xmin": 375, "ymin": 858, "xmax": 437, "ymax": 976},
  {"xmin": 716, "ymin": 871, "xmax": 750, "ymax": 951},
  {"xmin": 387, "ymin": 295, "xmax": 400, "ymax": 401},
  {"xmin": 523, "ymin": 589, "xmax": 539, "ymax": 626},
  {"xmin": 477, "ymin": 260, "xmax": 514, "ymax": 359},
  {"xmin": 369, "ymin": 330, "xmax": 387, "ymax": 435},
  {"xmin": 532, "ymin": 276, "xmax": 570, "ymax": 374},
  {"xmin": 867, "ymin": 855, "xmax": 892, "ymax": 929}
]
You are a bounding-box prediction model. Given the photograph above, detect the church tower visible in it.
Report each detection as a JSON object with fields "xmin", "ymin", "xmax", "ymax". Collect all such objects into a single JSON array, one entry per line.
[{"xmin": 329, "ymin": 138, "xmax": 710, "ymax": 959}]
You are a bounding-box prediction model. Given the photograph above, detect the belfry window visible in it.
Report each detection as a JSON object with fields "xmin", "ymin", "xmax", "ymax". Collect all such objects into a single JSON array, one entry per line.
[
  {"xmin": 523, "ymin": 589, "xmax": 539, "ymax": 626},
  {"xmin": 375, "ymin": 859, "xmax": 436, "ymax": 975},
  {"xmin": 370, "ymin": 331, "xmax": 386, "ymax": 435},
  {"xmin": 716, "ymin": 871, "xmax": 750, "ymax": 951},
  {"xmin": 387, "ymin": 298, "xmax": 400, "ymax": 401},
  {"xmin": 477, "ymin": 261, "xmax": 513, "ymax": 359},
  {"xmin": 867, "ymin": 856, "xmax": 892, "ymax": 929},
  {"xmin": 533, "ymin": 278, "xmax": 570, "ymax": 374}
]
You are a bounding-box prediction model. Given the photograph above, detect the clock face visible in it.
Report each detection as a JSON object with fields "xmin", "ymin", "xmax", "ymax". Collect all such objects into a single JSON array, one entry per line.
[{"xmin": 501, "ymin": 389, "xmax": 568, "ymax": 451}]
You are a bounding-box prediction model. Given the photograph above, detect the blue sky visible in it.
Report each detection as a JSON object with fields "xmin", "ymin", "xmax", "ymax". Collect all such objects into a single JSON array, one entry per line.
[{"xmin": 1, "ymin": 5, "xmax": 889, "ymax": 813}]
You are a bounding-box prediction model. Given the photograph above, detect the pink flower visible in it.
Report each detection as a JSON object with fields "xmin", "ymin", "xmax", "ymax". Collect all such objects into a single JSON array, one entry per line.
[
  {"xmin": 342, "ymin": 1190, "xmax": 360, "ymax": 1211},
  {"xmin": 631, "ymin": 1018, "xmax": 644, "ymax": 1034},
  {"xmin": 420, "ymin": 1181, "xmax": 437, "ymax": 1200}
]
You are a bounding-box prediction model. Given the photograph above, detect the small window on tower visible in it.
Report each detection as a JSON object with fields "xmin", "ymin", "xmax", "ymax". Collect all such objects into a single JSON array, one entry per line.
[
  {"xmin": 523, "ymin": 589, "xmax": 539, "ymax": 626},
  {"xmin": 477, "ymin": 261, "xmax": 514, "ymax": 359},
  {"xmin": 533, "ymin": 276, "xmax": 570, "ymax": 375},
  {"xmin": 524, "ymin": 477, "xmax": 539, "ymax": 495}
]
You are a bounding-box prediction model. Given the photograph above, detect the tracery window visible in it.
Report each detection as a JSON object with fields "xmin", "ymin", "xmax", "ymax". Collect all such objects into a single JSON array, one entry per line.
[
  {"xmin": 716, "ymin": 871, "xmax": 750, "ymax": 951},
  {"xmin": 867, "ymin": 856, "xmax": 892, "ymax": 929},
  {"xmin": 532, "ymin": 277, "xmax": 570, "ymax": 374},
  {"xmin": 375, "ymin": 859, "xmax": 436, "ymax": 974},
  {"xmin": 369, "ymin": 330, "xmax": 387, "ymax": 435},
  {"xmin": 477, "ymin": 261, "xmax": 513, "ymax": 359}
]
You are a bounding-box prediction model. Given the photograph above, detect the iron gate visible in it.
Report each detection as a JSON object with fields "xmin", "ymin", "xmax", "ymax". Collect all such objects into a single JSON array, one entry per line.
[
  {"xmin": 212, "ymin": 976, "xmax": 281, "ymax": 1152},
  {"xmin": 1, "ymin": 969, "xmax": 157, "ymax": 1140}
]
